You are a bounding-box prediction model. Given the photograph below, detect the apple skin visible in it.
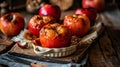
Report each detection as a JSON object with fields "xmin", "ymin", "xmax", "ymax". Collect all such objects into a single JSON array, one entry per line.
[
  {"xmin": 63, "ymin": 14, "xmax": 90, "ymax": 37},
  {"xmin": 75, "ymin": 8, "xmax": 97, "ymax": 25},
  {"xmin": 82, "ymin": 0, "xmax": 105, "ymax": 11},
  {"xmin": 39, "ymin": 4, "xmax": 61, "ymax": 20},
  {"xmin": 0, "ymin": 12, "xmax": 25, "ymax": 36},
  {"xmin": 17, "ymin": 41, "xmax": 27, "ymax": 49},
  {"xmin": 28, "ymin": 15, "xmax": 55, "ymax": 37},
  {"xmin": 39, "ymin": 23, "xmax": 71, "ymax": 48}
]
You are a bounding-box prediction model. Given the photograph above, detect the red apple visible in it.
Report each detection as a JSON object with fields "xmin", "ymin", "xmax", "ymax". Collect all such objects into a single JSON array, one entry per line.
[
  {"xmin": 75, "ymin": 8, "xmax": 97, "ymax": 25},
  {"xmin": 39, "ymin": 23, "xmax": 71, "ymax": 48},
  {"xmin": 82, "ymin": 0, "xmax": 105, "ymax": 11},
  {"xmin": 28, "ymin": 15, "xmax": 55, "ymax": 37},
  {"xmin": 39, "ymin": 4, "xmax": 61, "ymax": 20},
  {"xmin": 0, "ymin": 12, "xmax": 25, "ymax": 36},
  {"xmin": 17, "ymin": 40, "xmax": 28, "ymax": 49},
  {"xmin": 63, "ymin": 14, "xmax": 90, "ymax": 37}
]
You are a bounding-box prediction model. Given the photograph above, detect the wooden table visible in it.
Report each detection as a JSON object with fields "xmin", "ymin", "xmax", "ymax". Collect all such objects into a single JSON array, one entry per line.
[
  {"xmin": 0, "ymin": 8, "xmax": 120, "ymax": 67},
  {"xmin": 85, "ymin": 9, "xmax": 120, "ymax": 67}
]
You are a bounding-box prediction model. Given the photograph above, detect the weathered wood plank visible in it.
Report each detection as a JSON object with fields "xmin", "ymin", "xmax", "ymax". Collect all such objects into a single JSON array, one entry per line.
[
  {"xmin": 84, "ymin": 59, "xmax": 91, "ymax": 67},
  {"xmin": 106, "ymin": 27, "xmax": 120, "ymax": 62},
  {"xmin": 88, "ymin": 42, "xmax": 107, "ymax": 67},
  {"xmin": 99, "ymin": 9, "xmax": 120, "ymax": 67},
  {"xmin": 0, "ymin": 32, "xmax": 15, "ymax": 54},
  {"xmin": 99, "ymin": 30, "xmax": 120, "ymax": 67}
]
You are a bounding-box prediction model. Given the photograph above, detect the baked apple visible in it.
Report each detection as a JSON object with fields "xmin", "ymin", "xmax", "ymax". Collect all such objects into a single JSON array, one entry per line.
[
  {"xmin": 28, "ymin": 15, "xmax": 55, "ymax": 37},
  {"xmin": 63, "ymin": 14, "xmax": 90, "ymax": 37},
  {"xmin": 39, "ymin": 23, "xmax": 71, "ymax": 48},
  {"xmin": 0, "ymin": 12, "xmax": 25, "ymax": 36},
  {"xmin": 75, "ymin": 8, "xmax": 97, "ymax": 25}
]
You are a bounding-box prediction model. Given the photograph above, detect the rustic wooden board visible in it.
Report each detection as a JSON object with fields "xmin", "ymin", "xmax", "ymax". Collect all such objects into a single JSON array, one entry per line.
[
  {"xmin": 106, "ymin": 28, "xmax": 120, "ymax": 65},
  {"xmin": 9, "ymin": 41, "xmax": 89, "ymax": 63},
  {"xmin": 89, "ymin": 43, "xmax": 107, "ymax": 67},
  {"xmin": 0, "ymin": 32, "xmax": 15, "ymax": 54},
  {"xmin": 99, "ymin": 31, "xmax": 120, "ymax": 67},
  {"xmin": 86, "ymin": 29, "xmax": 120, "ymax": 67},
  {"xmin": 85, "ymin": 10, "xmax": 120, "ymax": 67}
]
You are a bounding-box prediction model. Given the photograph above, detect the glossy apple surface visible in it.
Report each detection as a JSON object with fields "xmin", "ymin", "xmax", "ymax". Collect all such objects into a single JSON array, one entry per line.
[
  {"xmin": 39, "ymin": 4, "xmax": 61, "ymax": 20},
  {"xmin": 39, "ymin": 23, "xmax": 71, "ymax": 48},
  {"xmin": 17, "ymin": 41, "xmax": 27, "ymax": 49},
  {"xmin": 82, "ymin": 0, "xmax": 105, "ymax": 11},
  {"xmin": 75, "ymin": 8, "xmax": 97, "ymax": 25},
  {"xmin": 0, "ymin": 12, "xmax": 25, "ymax": 36},
  {"xmin": 28, "ymin": 15, "xmax": 55, "ymax": 37},
  {"xmin": 64, "ymin": 14, "xmax": 90, "ymax": 37}
]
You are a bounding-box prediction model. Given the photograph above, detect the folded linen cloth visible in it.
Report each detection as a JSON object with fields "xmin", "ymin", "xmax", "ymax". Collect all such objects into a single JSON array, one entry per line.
[{"xmin": 0, "ymin": 52, "xmax": 88, "ymax": 67}]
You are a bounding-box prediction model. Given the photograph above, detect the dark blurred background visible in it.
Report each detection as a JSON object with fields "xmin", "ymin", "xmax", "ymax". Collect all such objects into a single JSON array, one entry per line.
[{"xmin": 0, "ymin": 0, "xmax": 120, "ymax": 16}]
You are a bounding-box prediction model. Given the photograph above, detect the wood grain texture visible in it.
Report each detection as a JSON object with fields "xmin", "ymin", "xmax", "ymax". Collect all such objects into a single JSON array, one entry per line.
[
  {"xmin": 0, "ymin": 32, "xmax": 15, "ymax": 54},
  {"xmin": 85, "ymin": 10, "xmax": 120, "ymax": 67},
  {"xmin": 106, "ymin": 28, "xmax": 120, "ymax": 62},
  {"xmin": 88, "ymin": 42, "xmax": 107, "ymax": 67},
  {"xmin": 99, "ymin": 31, "xmax": 120, "ymax": 67}
]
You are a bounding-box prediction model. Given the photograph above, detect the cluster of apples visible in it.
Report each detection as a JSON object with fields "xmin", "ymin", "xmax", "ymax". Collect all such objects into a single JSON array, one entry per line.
[
  {"xmin": 30, "ymin": 0, "xmax": 105, "ymax": 48},
  {"xmin": 28, "ymin": 4, "xmax": 72, "ymax": 48},
  {"xmin": 27, "ymin": 4, "xmax": 93, "ymax": 48},
  {"xmin": 0, "ymin": 0, "xmax": 105, "ymax": 48}
]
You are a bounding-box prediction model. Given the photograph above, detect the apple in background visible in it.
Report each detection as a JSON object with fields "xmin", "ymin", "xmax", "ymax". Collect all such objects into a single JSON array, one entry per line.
[
  {"xmin": 39, "ymin": 23, "xmax": 71, "ymax": 48},
  {"xmin": 28, "ymin": 15, "xmax": 55, "ymax": 37},
  {"xmin": 75, "ymin": 8, "xmax": 97, "ymax": 25},
  {"xmin": 82, "ymin": 0, "xmax": 105, "ymax": 11},
  {"xmin": 63, "ymin": 14, "xmax": 90, "ymax": 37},
  {"xmin": 0, "ymin": 12, "xmax": 25, "ymax": 36},
  {"xmin": 39, "ymin": 4, "xmax": 61, "ymax": 20}
]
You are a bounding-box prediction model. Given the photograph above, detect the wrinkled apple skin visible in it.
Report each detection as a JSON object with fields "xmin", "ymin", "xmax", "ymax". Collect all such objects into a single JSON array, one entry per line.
[
  {"xmin": 82, "ymin": 0, "xmax": 105, "ymax": 11},
  {"xmin": 0, "ymin": 12, "xmax": 25, "ymax": 36},
  {"xmin": 28, "ymin": 15, "xmax": 55, "ymax": 37},
  {"xmin": 64, "ymin": 14, "xmax": 90, "ymax": 37},
  {"xmin": 39, "ymin": 4, "xmax": 61, "ymax": 20},
  {"xmin": 40, "ymin": 23, "xmax": 71, "ymax": 48},
  {"xmin": 75, "ymin": 8, "xmax": 97, "ymax": 25}
]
